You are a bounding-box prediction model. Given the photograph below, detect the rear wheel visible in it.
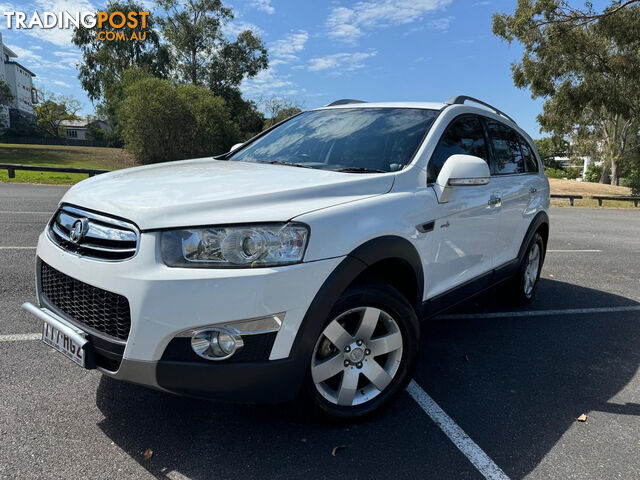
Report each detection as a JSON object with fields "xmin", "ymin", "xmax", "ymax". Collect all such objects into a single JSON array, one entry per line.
[
  {"xmin": 303, "ymin": 280, "xmax": 419, "ymax": 419},
  {"xmin": 506, "ymin": 232, "xmax": 545, "ymax": 305}
]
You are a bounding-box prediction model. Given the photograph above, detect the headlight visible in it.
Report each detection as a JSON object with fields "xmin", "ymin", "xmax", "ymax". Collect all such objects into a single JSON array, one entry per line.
[{"xmin": 160, "ymin": 223, "xmax": 309, "ymax": 268}]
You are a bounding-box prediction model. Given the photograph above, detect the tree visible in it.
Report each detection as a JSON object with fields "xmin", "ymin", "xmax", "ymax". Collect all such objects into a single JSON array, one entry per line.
[
  {"xmin": 533, "ymin": 136, "xmax": 570, "ymax": 169},
  {"xmin": 0, "ymin": 78, "xmax": 13, "ymax": 106},
  {"xmin": 156, "ymin": 0, "xmax": 231, "ymax": 85},
  {"xmin": 206, "ymin": 30, "xmax": 269, "ymax": 99},
  {"xmin": 260, "ymin": 96, "xmax": 304, "ymax": 129},
  {"xmin": 493, "ymin": 1, "xmax": 640, "ymax": 185},
  {"xmin": 117, "ymin": 74, "xmax": 240, "ymax": 164},
  {"xmin": 156, "ymin": 0, "xmax": 268, "ymax": 92},
  {"xmin": 34, "ymin": 93, "xmax": 81, "ymax": 137},
  {"xmin": 85, "ymin": 117, "xmax": 106, "ymax": 142},
  {"xmin": 223, "ymin": 89, "xmax": 265, "ymax": 140},
  {"xmin": 72, "ymin": 1, "xmax": 170, "ymax": 102},
  {"xmin": 0, "ymin": 78, "xmax": 14, "ymax": 130},
  {"xmin": 505, "ymin": 0, "xmax": 640, "ymax": 28}
]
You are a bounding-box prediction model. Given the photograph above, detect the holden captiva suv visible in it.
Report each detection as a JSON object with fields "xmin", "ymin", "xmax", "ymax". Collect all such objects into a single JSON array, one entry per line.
[{"xmin": 24, "ymin": 96, "xmax": 549, "ymax": 418}]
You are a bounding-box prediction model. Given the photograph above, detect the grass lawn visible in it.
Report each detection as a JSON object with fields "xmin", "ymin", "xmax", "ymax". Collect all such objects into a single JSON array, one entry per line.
[
  {"xmin": 0, "ymin": 143, "xmax": 137, "ymax": 185},
  {"xmin": 549, "ymin": 178, "xmax": 638, "ymax": 208}
]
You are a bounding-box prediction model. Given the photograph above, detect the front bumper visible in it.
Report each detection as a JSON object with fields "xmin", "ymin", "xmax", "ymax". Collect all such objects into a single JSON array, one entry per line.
[{"xmin": 33, "ymin": 227, "xmax": 343, "ymax": 399}]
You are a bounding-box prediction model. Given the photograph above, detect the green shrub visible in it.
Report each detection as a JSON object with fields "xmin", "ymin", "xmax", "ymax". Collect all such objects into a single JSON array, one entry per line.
[
  {"xmin": 117, "ymin": 76, "xmax": 240, "ymax": 164},
  {"xmin": 545, "ymin": 166, "xmax": 582, "ymax": 179},
  {"xmin": 583, "ymin": 163, "xmax": 603, "ymax": 183},
  {"xmin": 544, "ymin": 167, "xmax": 566, "ymax": 179},
  {"xmin": 565, "ymin": 166, "xmax": 582, "ymax": 179}
]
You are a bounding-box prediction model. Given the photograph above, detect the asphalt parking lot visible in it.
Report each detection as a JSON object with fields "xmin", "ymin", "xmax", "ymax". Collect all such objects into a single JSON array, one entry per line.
[{"xmin": 1, "ymin": 182, "xmax": 639, "ymax": 480}]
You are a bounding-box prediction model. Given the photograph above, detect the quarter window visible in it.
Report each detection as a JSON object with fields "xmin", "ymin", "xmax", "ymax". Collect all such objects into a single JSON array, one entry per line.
[
  {"xmin": 519, "ymin": 136, "xmax": 538, "ymax": 173},
  {"xmin": 486, "ymin": 121, "xmax": 525, "ymax": 175},
  {"xmin": 428, "ymin": 116, "xmax": 489, "ymax": 184}
]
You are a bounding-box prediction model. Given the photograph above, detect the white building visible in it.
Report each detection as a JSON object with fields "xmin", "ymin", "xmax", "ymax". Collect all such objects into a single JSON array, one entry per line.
[
  {"xmin": 60, "ymin": 118, "xmax": 111, "ymax": 141},
  {"xmin": 0, "ymin": 32, "xmax": 38, "ymax": 128}
]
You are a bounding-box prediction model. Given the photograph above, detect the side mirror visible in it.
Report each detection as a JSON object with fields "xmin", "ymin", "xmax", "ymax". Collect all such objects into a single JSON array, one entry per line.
[
  {"xmin": 434, "ymin": 154, "xmax": 490, "ymax": 203},
  {"xmin": 229, "ymin": 143, "xmax": 244, "ymax": 153}
]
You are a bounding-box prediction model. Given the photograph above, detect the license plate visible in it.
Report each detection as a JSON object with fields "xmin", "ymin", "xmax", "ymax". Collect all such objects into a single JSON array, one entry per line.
[{"xmin": 42, "ymin": 321, "xmax": 86, "ymax": 367}]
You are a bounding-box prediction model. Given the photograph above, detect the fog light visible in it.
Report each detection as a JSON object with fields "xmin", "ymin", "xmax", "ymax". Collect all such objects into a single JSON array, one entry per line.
[{"xmin": 190, "ymin": 328, "xmax": 244, "ymax": 361}]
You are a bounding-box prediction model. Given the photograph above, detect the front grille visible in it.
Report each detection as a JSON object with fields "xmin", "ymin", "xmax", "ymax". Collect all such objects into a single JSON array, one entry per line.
[
  {"xmin": 39, "ymin": 261, "xmax": 131, "ymax": 341},
  {"xmin": 47, "ymin": 205, "xmax": 138, "ymax": 261}
]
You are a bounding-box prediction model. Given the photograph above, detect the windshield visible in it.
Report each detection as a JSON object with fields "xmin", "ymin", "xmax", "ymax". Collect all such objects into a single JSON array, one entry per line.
[{"xmin": 228, "ymin": 108, "xmax": 439, "ymax": 173}]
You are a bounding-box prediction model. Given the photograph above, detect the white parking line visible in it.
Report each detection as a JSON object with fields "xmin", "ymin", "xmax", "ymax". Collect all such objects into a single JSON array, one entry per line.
[
  {"xmin": 407, "ymin": 380, "xmax": 510, "ymax": 480},
  {"xmin": 6, "ymin": 303, "xmax": 638, "ymax": 480},
  {"xmin": 0, "ymin": 333, "xmax": 41, "ymax": 341},
  {"xmin": 438, "ymin": 305, "xmax": 640, "ymax": 320},
  {"xmin": 547, "ymin": 249, "xmax": 602, "ymax": 253},
  {"xmin": 0, "ymin": 246, "xmax": 37, "ymax": 250},
  {"xmin": 167, "ymin": 471, "xmax": 192, "ymax": 480}
]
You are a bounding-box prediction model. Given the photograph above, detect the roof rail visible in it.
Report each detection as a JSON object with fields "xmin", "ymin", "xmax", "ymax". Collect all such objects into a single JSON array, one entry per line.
[
  {"xmin": 326, "ymin": 99, "xmax": 367, "ymax": 107},
  {"xmin": 445, "ymin": 95, "xmax": 516, "ymax": 124}
]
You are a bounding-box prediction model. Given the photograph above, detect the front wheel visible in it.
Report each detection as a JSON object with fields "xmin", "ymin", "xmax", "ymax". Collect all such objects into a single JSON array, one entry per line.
[{"xmin": 302, "ymin": 280, "xmax": 419, "ymax": 420}]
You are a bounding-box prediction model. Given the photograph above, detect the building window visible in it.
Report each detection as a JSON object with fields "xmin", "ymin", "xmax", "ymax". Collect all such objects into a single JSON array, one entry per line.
[{"xmin": 67, "ymin": 130, "xmax": 78, "ymax": 138}]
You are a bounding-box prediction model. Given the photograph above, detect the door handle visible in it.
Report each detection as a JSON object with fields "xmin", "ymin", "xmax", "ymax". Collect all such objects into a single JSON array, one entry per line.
[
  {"xmin": 529, "ymin": 187, "xmax": 537, "ymax": 194},
  {"xmin": 488, "ymin": 196, "xmax": 502, "ymax": 207}
]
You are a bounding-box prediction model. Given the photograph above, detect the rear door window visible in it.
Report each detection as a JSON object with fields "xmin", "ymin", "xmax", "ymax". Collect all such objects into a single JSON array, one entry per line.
[
  {"xmin": 428, "ymin": 115, "xmax": 489, "ymax": 183},
  {"xmin": 519, "ymin": 136, "xmax": 538, "ymax": 173},
  {"xmin": 486, "ymin": 121, "xmax": 525, "ymax": 175}
]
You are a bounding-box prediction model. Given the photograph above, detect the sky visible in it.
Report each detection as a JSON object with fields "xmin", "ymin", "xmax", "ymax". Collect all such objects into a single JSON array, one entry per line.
[{"xmin": 0, "ymin": 0, "xmax": 548, "ymax": 138}]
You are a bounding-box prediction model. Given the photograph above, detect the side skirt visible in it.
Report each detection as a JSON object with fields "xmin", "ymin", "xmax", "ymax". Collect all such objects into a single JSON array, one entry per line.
[{"xmin": 420, "ymin": 258, "xmax": 520, "ymax": 320}]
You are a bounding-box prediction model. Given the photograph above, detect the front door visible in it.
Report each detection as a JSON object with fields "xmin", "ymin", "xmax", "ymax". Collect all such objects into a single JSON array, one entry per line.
[{"xmin": 424, "ymin": 115, "xmax": 502, "ymax": 299}]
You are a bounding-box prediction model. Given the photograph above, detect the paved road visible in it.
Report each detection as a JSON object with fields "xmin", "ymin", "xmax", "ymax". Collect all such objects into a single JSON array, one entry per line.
[{"xmin": 1, "ymin": 183, "xmax": 639, "ymax": 480}]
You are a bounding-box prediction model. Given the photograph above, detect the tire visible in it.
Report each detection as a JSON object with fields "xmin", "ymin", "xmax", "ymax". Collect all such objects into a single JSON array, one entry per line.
[
  {"xmin": 301, "ymin": 278, "xmax": 420, "ymax": 420},
  {"xmin": 506, "ymin": 232, "xmax": 545, "ymax": 306}
]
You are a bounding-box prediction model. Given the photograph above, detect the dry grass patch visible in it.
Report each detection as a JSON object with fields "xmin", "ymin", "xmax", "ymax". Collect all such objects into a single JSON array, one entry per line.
[
  {"xmin": 549, "ymin": 178, "xmax": 631, "ymax": 196},
  {"xmin": 549, "ymin": 178, "xmax": 637, "ymax": 208}
]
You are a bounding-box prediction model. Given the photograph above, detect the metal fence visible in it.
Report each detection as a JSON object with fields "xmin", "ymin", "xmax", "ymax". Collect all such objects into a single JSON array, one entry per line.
[{"xmin": 0, "ymin": 137, "xmax": 111, "ymax": 148}]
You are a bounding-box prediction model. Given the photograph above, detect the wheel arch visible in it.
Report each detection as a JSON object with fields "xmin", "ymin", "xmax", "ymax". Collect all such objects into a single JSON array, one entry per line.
[
  {"xmin": 290, "ymin": 236, "xmax": 423, "ymax": 362},
  {"xmin": 518, "ymin": 211, "xmax": 550, "ymax": 262}
]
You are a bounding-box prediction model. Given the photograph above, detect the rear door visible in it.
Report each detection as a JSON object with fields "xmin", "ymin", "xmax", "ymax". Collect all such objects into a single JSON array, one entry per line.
[
  {"xmin": 425, "ymin": 115, "xmax": 502, "ymax": 299},
  {"xmin": 483, "ymin": 120, "xmax": 533, "ymax": 266}
]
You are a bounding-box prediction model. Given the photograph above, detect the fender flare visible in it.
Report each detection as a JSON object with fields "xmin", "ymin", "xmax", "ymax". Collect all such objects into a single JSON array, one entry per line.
[
  {"xmin": 517, "ymin": 211, "xmax": 550, "ymax": 263},
  {"xmin": 289, "ymin": 236, "xmax": 423, "ymax": 362}
]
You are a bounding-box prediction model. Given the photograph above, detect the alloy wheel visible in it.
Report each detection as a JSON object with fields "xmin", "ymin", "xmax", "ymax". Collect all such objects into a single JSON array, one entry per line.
[
  {"xmin": 524, "ymin": 242, "xmax": 541, "ymax": 297},
  {"xmin": 311, "ymin": 307, "xmax": 403, "ymax": 407}
]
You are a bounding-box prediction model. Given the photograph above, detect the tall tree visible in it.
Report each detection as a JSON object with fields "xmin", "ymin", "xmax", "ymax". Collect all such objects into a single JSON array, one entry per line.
[
  {"xmin": 156, "ymin": 0, "xmax": 268, "ymax": 93},
  {"xmin": 72, "ymin": 0, "xmax": 170, "ymax": 102},
  {"xmin": 493, "ymin": 1, "xmax": 640, "ymax": 185}
]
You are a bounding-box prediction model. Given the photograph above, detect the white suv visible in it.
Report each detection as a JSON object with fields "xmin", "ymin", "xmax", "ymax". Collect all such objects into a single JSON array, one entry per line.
[{"xmin": 24, "ymin": 96, "xmax": 549, "ymax": 419}]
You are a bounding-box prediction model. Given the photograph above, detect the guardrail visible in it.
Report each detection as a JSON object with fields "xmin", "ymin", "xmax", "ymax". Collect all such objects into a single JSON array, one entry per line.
[
  {"xmin": 0, "ymin": 164, "xmax": 109, "ymax": 179},
  {"xmin": 591, "ymin": 195, "xmax": 640, "ymax": 207},
  {"xmin": 551, "ymin": 194, "xmax": 583, "ymax": 206},
  {"xmin": 551, "ymin": 193, "xmax": 640, "ymax": 207}
]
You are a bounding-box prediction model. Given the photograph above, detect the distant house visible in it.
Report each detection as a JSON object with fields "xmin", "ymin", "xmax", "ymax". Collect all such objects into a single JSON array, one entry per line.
[
  {"xmin": 0, "ymin": 32, "xmax": 38, "ymax": 128},
  {"xmin": 60, "ymin": 118, "xmax": 110, "ymax": 140}
]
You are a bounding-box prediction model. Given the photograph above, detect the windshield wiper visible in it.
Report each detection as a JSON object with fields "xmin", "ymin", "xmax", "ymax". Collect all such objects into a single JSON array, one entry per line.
[
  {"xmin": 259, "ymin": 160, "xmax": 315, "ymax": 169},
  {"xmin": 332, "ymin": 167, "xmax": 386, "ymax": 173}
]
